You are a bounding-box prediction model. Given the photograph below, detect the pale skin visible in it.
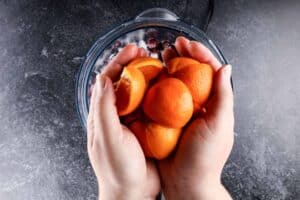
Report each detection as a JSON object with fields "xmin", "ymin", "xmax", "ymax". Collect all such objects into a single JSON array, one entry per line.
[{"xmin": 87, "ymin": 36, "xmax": 234, "ymax": 200}]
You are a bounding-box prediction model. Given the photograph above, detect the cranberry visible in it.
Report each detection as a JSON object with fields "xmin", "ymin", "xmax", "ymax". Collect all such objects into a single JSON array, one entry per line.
[
  {"xmin": 113, "ymin": 40, "xmax": 121, "ymax": 49},
  {"xmin": 147, "ymin": 38, "xmax": 158, "ymax": 49},
  {"xmin": 162, "ymin": 40, "xmax": 171, "ymax": 49}
]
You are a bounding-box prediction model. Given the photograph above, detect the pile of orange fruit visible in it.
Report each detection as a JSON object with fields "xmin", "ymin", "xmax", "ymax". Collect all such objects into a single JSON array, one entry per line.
[{"xmin": 114, "ymin": 56, "xmax": 214, "ymax": 160}]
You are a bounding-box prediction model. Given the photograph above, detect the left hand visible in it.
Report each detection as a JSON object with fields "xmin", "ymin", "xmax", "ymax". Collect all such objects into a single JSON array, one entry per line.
[{"xmin": 87, "ymin": 44, "xmax": 160, "ymax": 200}]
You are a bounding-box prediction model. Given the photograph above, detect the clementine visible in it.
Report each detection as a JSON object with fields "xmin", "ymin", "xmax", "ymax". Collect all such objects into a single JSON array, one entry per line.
[
  {"xmin": 142, "ymin": 78, "xmax": 193, "ymax": 128},
  {"xmin": 167, "ymin": 57, "xmax": 201, "ymax": 74},
  {"xmin": 115, "ymin": 66, "xmax": 146, "ymax": 116},
  {"xmin": 127, "ymin": 57, "xmax": 163, "ymax": 82},
  {"xmin": 155, "ymin": 67, "xmax": 170, "ymax": 82},
  {"xmin": 129, "ymin": 120, "xmax": 181, "ymax": 160},
  {"xmin": 168, "ymin": 57, "xmax": 214, "ymax": 114},
  {"xmin": 114, "ymin": 55, "xmax": 214, "ymax": 160}
]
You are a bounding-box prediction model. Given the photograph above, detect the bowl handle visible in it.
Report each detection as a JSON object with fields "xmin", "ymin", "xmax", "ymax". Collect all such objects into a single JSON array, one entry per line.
[{"xmin": 135, "ymin": 8, "xmax": 179, "ymax": 21}]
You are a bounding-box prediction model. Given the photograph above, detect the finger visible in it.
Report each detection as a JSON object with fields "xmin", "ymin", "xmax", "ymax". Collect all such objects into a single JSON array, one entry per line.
[
  {"xmin": 174, "ymin": 36, "xmax": 191, "ymax": 57},
  {"xmin": 162, "ymin": 47, "xmax": 179, "ymax": 64},
  {"xmin": 93, "ymin": 75, "xmax": 123, "ymax": 144},
  {"xmin": 137, "ymin": 47, "xmax": 148, "ymax": 57},
  {"xmin": 102, "ymin": 44, "xmax": 139, "ymax": 82},
  {"xmin": 188, "ymin": 41, "xmax": 222, "ymax": 71},
  {"xmin": 144, "ymin": 159, "xmax": 161, "ymax": 199},
  {"xmin": 205, "ymin": 65, "xmax": 234, "ymax": 125},
  {"xmin": 87, "ymin": 79, "xmax": 98, "ymax": 149},
  {"xmin": 87, "ymin": 84, "xmax": 94, "ymax": 97}
]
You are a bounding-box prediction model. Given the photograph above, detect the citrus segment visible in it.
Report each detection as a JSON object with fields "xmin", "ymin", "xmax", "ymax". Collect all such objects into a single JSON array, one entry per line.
[
  {"xmin": 127, "ymin": 57, "xmax": 163, "ymax": 81},
  {"xmin": 115, "ymin": 66, "xmax": 146, "ymax": 116}
]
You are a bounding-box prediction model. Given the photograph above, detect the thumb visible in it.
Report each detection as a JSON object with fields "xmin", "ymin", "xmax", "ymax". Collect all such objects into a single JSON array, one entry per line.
[
  {"xmin": 205, "ymin": 65, "xmax": 234, "ymax": 125},
  {"xmin": 93, "ymin": 74, "xmax": 122, "ymax": 143},
  {"xmin": 144, "ymin": 160, "xmax": 161, "ymax": 199}
]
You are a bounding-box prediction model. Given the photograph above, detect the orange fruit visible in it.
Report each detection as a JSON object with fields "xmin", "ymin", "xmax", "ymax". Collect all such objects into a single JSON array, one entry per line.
[
  {"xmin": 167, "ymin": 57, "xmax": 201, "ymax": 74},
  {"xmin": 114, "ymin": 55, "xmax": 214, "ymax": 160},
  {"xmin": 115, "ymin": 66, "xmax": 146, "ymax": 116},
  {"xmin": 127, "ymin": 57, "xmax": 163, "ymax": 82},
  {"xmin": 168, "ymin": 58, "xmax": 214, "ymax": 114},
  {"xmin": 142, "ymin": 78, "xmax": 193, "ymax": 128},
  {"xmin": 129, "ymin": 120, "xmax": 181, "ymax": 160},
  {"xmin": 155, "ymin": 67, "xmax": 170, "ymax": 82}
]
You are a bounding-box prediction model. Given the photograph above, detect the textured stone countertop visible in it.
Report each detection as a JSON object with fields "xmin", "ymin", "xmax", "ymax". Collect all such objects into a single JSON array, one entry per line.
[{"xmin": 0, "ymin": 0, "xmax": 299, "ymax": 199}]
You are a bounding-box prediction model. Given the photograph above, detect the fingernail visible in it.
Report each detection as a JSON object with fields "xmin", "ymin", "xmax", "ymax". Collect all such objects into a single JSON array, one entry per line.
[
  {"xmin": 96, "ymin": 74, "xmax": 106, "ymax": 94},
  {"xmin": 223, "ymin": 65, "xmax": 232, "ymax": 81}
]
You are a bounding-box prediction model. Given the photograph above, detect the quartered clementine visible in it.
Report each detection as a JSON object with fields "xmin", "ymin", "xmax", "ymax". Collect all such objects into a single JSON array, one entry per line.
[
  {"xmin": 115, "ymin": 66, "xmax": 146, "ymax": 116},
  {"xmin": 127, "ymin": 57, "xmax": 163, "ymax": 82}
]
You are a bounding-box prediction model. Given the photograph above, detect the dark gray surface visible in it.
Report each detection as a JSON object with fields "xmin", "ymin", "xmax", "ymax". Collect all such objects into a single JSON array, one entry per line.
[{"xmin": 0, "ymin": 0, "xmax": 299, "ymax": 199}]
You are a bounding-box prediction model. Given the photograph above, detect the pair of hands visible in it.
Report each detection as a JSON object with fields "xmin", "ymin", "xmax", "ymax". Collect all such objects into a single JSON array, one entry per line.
[{"xmin": 87, "ymin": 36, "xmax": 234, "ymax": 200}]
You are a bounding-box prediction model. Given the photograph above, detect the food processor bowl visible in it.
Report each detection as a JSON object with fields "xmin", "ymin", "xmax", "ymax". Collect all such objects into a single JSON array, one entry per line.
[{"xmin": 76, "ymin": 8, "xmax": 227, "ymax": 129}]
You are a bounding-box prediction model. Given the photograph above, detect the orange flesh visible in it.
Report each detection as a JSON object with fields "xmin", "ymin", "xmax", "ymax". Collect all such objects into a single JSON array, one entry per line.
[
  {"xmin": 127, "ymin": 57, "xmax": 163, "ymax": 81},
  {"xmin": 115, "ymin": 77, "xmax": 130, "ymax": 114},
  {"xmin": 115, "ymin": 67, "xmax": 146, "ymax": 116}
]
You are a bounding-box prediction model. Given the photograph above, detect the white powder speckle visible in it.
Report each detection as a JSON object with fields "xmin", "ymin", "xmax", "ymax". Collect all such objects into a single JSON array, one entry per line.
[
  {"xmin": 2, "ymin": 49, "xmax": 7, "ymax": 56},
  {"xmin": 24, "ymin": 71, "xmax": 39, "ymax": 79},
  {"xmin": 41, "ymin": 47, "xmax": 48, "ymax": 57},
  {"xmin": 72, "ymin": 56, "xmax": 84, "ymax": 65}
]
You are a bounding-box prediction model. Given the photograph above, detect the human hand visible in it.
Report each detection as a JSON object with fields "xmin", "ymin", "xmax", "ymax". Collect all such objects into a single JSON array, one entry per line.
[
  {"xmin": 159, "ymin": 37, "xmax": 234, "ymax": 200},
  {"xmin": 87, "ymin": 44, "xmax": 160, "ymax": 200}
]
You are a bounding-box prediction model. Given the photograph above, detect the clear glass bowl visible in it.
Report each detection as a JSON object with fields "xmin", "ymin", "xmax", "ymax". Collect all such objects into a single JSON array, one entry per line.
[{"xmin": 76, "ymin": 8, "xmax": 227, "ymax": 129}]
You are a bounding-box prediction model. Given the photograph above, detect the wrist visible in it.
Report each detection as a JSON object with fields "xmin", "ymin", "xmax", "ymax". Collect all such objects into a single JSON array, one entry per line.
[
  {"xmin": 192, "ymin": 182, "xmax": 232, "ymax": 200},
  {"xmin": 99, "ymin": 185, "xmax": 143, "ymax": 200},
  {"xmin": 163, "ymin": 174, "xmax": 231, "ymax": 200}
]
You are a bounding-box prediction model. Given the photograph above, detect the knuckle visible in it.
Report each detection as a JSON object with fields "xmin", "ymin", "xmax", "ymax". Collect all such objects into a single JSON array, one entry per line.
[
  {"xmin": 87, "ymin": 117, "xmax": 93, "ymax": 128},
  {"xmin": 87, "ymin": 121, "xmax": 95, "ymax": 136}
]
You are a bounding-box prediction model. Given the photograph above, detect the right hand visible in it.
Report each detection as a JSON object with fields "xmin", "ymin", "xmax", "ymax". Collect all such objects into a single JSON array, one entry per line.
[{"xmin": 159, "ymin": 37, "xmax": 234, "ymax": 200}]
